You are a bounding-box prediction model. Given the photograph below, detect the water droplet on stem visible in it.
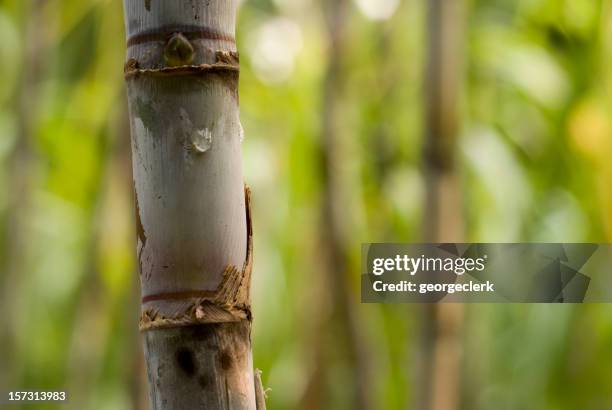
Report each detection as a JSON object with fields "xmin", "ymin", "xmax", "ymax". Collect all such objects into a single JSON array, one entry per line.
[{"xmin": 192, "ymin": 128, "xmax": 213, "ymax": 153}]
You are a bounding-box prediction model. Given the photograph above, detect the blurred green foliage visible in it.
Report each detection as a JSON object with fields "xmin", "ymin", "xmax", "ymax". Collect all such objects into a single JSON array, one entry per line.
[{"xmin": 0, "ymin": 0, "xmax": 612, "ymax": 409}]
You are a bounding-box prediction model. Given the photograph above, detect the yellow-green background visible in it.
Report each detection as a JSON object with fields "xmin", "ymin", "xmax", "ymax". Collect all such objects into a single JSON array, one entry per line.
[{"xmin": 1, "ymin": 0, "xmax": 612, "ymax": 409}]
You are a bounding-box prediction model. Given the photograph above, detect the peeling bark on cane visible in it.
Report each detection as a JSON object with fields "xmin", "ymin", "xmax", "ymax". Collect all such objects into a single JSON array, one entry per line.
[
  {"xmin": 122, "ymin": 1, "xmax": 261, "ymax": 408},
  {"xmin": 254, "ymin": 369, "xmax": 267, "ymax": 410}
]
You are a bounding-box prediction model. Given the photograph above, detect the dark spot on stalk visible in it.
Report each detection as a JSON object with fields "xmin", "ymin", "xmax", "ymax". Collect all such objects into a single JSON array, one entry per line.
[
  {"xmin": 176, "ymin": 348, "xmax": 197, "ymax": 377},
  {"xmin": 145, "ymin": 0, "xmax": 151, "ymax": 11},
  {"xmin": 219, "ymin": 351, "xmax": 233, "ymax": 370},
  {"xmin": 198, "ymin": 374, "xmax": 212, "ymax": 389},
  {"xmin": 135, "ymin": 97, "xmax": 157, "ymax": 131},
  {"xmin": 135, "ymin": 193, "xmax": 147, "ymax": 246},
  {"xmin": 191, "ymin": 324, "xmax": 215, "ymax": 341},
  {"xmin": 135, "ymin": 191, "xmax": 147, "ymax": 274}
]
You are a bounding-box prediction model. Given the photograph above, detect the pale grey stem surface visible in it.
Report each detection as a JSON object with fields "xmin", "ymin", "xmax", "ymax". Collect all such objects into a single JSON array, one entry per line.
[{"xmin": 122, "ymin": 1, "xmax": 257, "ymax": 408}]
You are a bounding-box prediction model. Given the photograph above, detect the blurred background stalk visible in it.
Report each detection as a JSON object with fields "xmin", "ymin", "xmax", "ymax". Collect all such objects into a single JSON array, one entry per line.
[
  {"xmin": 301, "ymin": 0, "xmax": 374, "ymax": 408},
  {"xmin": 418, "ymin": 1, "xmax": 466, "ymax": 410}
]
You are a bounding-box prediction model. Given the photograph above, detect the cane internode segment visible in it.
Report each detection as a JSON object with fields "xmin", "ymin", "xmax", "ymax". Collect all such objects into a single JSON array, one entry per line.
[{"xmin": 139, "ymin": 186, "xmax": 253, "ymax": 331}]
